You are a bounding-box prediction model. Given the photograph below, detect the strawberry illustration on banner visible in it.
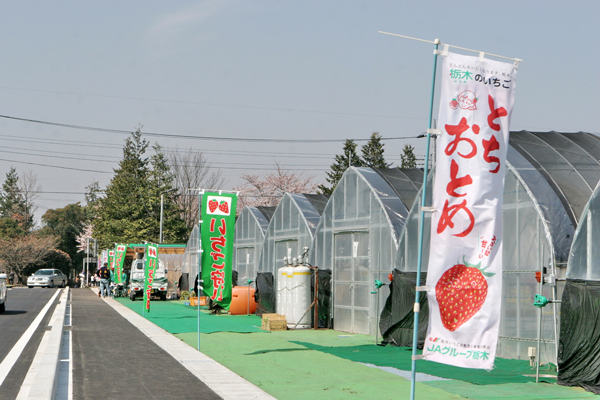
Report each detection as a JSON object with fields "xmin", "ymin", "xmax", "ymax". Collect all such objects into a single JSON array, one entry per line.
[
  {"xmin": 200, "ymin": 192, "xmax": 237, "ymax": 310},
  {"xmin": 424, "ymin": 52, "xmax": 518, "ymax": 369}
]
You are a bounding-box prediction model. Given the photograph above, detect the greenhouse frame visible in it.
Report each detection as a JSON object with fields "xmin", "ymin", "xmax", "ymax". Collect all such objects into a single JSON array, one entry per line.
[
  {"xmin": 257, "ymin": 192, "xmax": 328, "ymax": 282},
  {"xmin": 310, "ymin": 167, "xmax": 422, "ymax": 336},
  {"xmin": 392, "ymin": 131, "xmax": 600, "ymax": 366},
  {"xmin": 233, "ymin": 206, "xmax": 275, "ymax": 285}
]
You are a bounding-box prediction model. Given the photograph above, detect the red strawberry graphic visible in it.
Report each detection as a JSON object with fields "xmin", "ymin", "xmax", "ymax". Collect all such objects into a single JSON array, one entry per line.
[
  {"xmin": 218, "ymin": 200, "xmax": 229, "ymax": 214},
  {"xmin": 435, "ymin": 258, "xmax": 494, "ymax": 332},
  {"xmin": 208, "ymin": 199, "xmax": 218, "ymax": 213},
  {"xmin": 449, "ymin": 98, "xmax": 458, "ymax": 109}
]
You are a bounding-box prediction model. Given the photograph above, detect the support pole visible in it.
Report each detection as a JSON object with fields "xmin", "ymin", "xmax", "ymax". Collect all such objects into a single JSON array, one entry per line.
[
  {"xmin": 159, "ymin": 194, "xmax": 164, "ymax": 244},
  {"xmin": 410, "ymin": 39, "xmax": 440, "ymax": 400}
]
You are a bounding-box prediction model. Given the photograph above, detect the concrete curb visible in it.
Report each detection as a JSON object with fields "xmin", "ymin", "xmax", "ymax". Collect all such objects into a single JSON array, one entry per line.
[{"xmin": 16, "ymin": 288, "xmax": 69, "ymax": 400}]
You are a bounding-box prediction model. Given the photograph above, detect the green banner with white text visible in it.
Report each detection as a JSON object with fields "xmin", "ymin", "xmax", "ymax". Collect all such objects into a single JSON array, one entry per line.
[
  {"xmin": 114, "ymin": 244, "xmax": 127, "ymax": 285},
  {"xmin": 143, "ymin": 244, "xmax": 159, "ymax": 313},
  {"xmin": 200, "ymin": 192, "xmax": 237, "ymax": 310}
]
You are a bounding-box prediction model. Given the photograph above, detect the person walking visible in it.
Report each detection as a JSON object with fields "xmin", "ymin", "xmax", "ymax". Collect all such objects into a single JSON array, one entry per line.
[{"xmin": 98, "ymin": 263, "xmax": 111, "ymax": 298}]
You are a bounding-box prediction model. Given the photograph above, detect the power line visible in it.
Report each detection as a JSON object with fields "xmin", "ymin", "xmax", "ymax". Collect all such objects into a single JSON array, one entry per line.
[{"xmin": 0, "ymin": 114, "xmax": 421, "ymax": 143}]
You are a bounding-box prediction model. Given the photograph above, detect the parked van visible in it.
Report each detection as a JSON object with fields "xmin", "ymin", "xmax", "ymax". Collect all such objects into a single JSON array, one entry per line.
[{"xmin": 129, "ymin": 255, "xmax": 168, "ymax": 301}]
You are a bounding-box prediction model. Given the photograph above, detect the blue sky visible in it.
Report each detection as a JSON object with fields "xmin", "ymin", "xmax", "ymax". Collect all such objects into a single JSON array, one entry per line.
[{"xmin": 0, "ymin": 1, "xmax": 597, "ymax": 221}]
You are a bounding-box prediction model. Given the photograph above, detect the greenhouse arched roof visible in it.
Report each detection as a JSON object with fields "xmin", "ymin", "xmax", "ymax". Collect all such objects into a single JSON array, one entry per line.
[
  {"xmin": 373, "ymin": 168, "xmax": 423, "ymax": 213},
  {"xmin": 509, "ymin": 131, "xmax": 600, "ymax": 226}
]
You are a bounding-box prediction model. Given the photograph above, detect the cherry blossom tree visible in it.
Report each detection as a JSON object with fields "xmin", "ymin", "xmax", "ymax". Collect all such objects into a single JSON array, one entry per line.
[{"xmin": 233, "ymin": 164, "xmax": 318, "ymax": 211}]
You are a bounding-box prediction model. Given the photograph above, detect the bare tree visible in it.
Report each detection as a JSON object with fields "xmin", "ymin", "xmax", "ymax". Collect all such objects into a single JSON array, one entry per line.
[
  {"xmin": 167, "ymin": 148, "xmax": 225, "ymax": 229},
  {"xmin": 0, "ymin": 233, "xmax": 59, "ymax": 282},
  {"xmin": 19, "ymin": 170, "xmax": 41, "ymax": 228},
  {"xmin": 233, "ymin": 163, "xmax": 318, "ymax": 211}
]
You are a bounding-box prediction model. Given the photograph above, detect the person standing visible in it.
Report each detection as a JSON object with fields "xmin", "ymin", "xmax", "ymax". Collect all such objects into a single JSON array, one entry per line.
[{"xmin": 98, "ymin": 263, "xmax": 111, "ymax": 298}]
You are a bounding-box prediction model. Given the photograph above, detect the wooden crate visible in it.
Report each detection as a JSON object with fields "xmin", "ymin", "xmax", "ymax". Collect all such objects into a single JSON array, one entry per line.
[
  {"xmin": 190, "ymin": 296, "xmax": 207, "ymax": 306},
  {"xmin": 261, "ymin": 313, "xmax": 287, "ymax": 331}
]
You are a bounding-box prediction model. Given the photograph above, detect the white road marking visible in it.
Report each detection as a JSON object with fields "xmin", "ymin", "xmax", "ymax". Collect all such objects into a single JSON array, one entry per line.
[
  {"xmin": 0, "ymin": 289, "xmax": 61, "ymax": 387},
  {"xmin": 17, "ymin": 288, "xmax": 69, "ymax": 400}
]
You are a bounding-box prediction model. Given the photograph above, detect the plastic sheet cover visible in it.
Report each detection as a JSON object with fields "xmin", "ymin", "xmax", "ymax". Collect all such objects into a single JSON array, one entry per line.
[
  {"xmin": 310, "ymin": 167, "xmax": 413, "ymax": 336},
  {"xmin": 255, "ymin": 272, "xmax": 275, "ymax": 316},
  {"xmin": 567, "ymin": 180, "xmax": 600, "ymax": 280},
  {"xmin": 315, "ymin": 269, "xmax": 332, "ymax": 329},
  {"xmin": 557, "ymin": 280, "xmax": 600, "ymax": 394},
  {"xmin": 233, "ymin": 206, "xmax": 272, "ymax": 285},
  {"xmin": 258, "ymin": 193, "xmax": 324, "ymax": 278},
  {"xmin": 379, "ymin": 269, "xmax": 428, "ymax": 347},
  {"xmin": 509, "ymin": 131, "xmax": 600, "ymax": 228}
]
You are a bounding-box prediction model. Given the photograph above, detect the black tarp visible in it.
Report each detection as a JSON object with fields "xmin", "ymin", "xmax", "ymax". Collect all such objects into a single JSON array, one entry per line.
[
  {"xmin": 379, "ymin": 269, "xmax": 428, "ymax": 347},
  {"xmin": 558, "ymin": 279, "xmax": 600, "ymax": 394},
  {"xmin": 255, "ymin": 272, "xmax": 275, "ymax": 316},
  {"xmin": 315, "ymin": 269, "xmax": 332, "ymax": 329}
]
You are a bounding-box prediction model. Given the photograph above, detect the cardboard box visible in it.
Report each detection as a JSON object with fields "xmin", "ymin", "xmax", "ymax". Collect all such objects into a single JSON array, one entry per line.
[
  {"xmin": 199, "ymin": 296, "xmax": 207, "ymax": 306},
  {"xmin": 190, "ymin": 297, "xmax": 198, "ymax": 306},
  {"xmin": 261, "ymin": 313, "xmax": 287, "ymax": 331}
]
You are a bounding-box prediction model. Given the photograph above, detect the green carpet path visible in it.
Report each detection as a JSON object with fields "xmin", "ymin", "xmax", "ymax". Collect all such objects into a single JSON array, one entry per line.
[
  {"xmin": 115, "ymin": 298, "xmax": 595, "ymax": 400},
  {"xmin": 114, "ymin": 298, "xmax": 263, "ymax": 333}
]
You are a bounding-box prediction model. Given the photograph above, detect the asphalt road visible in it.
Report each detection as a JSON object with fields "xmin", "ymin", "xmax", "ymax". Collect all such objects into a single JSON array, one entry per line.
[
  {"xmin": 71, "ymin": 289, "xmax": 222, "ymax": 400},
  {"xmin": 0, "ymin": 287, "xmax": 61, "ymax": 400}
]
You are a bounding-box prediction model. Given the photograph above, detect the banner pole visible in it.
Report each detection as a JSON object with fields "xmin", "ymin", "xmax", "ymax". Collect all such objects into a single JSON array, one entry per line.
[
  {"xmin": 198, "ymin": 191, "xmax": 202, "ymax": 352},
  {"xmin": 410, "ymin": 39, "xmax": 440, "ymax": 400}
]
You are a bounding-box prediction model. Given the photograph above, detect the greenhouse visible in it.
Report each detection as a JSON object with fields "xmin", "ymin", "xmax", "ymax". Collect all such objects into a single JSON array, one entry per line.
[
  {"xmin": 390, "ymin": 131, "xmax": 600, "ymax": 366},
  {"xmin": 257, "ymin": 193, "xmax": 327, "ymax": 277},
  {"xmin": 310, "ymin": 167, "xmax": 423, "ymax": 336},
  {"xmin": 181, "ymin": 224, "xmax": 199, "ymax": 293},
  {"xmin": 233, "ymin": 206, "xmax": 275, "ymax": 285},
  {"xmin": 558, "ymin": 180, "xmax": 600, "ymax": 392}
]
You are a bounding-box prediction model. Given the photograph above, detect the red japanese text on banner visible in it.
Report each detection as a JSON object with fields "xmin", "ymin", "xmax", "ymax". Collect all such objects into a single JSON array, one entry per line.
[
  {"xmin": 424, "ymin": 52, "xmax": 517, "ymax": 369},
  {"xmin": 114, "ymin": 244, "xmax": 127, "ymax": 285},
  {"xmin": 143, "ymin": 244, "xmax": 159, "ymax": 313},
  {"xmin": 200, "ymin": 193, "xmax": 237, "ymax": 310}
]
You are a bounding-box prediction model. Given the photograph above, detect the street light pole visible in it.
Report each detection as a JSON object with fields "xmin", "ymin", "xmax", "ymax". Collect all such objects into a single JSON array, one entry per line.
[{"xmin": 160, "ymin": 194, "xmax": 164, "ymax": 244}]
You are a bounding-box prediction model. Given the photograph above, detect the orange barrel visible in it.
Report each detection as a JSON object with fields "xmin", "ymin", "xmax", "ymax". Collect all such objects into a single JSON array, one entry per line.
[{"xmin": 229, "ymin": 286, "xmax": 257, "ymax": 315}]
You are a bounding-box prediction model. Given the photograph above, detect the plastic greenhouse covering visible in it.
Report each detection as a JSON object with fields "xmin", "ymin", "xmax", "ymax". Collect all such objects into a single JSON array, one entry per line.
[
  {"xmin": 233, "ymin": 206, "xmax": 274, "ymax": 285},
  {"xmin": 257, "ymin": 193, "xmax": 327, "ymax": 290},
  {"xmin": 310, "ymin": 167, "xmax": 422, "ymax": 336},
  {"xmin": 559, "ymin": 181, "xmax": 600, "ymax": 393},
  {"xmin": 391, "ymin": 131, "xmax": 600, "ymax": 366},
  {"xmin": 182, "ymin": 225, "xmax": 199, "ymax": 293}
]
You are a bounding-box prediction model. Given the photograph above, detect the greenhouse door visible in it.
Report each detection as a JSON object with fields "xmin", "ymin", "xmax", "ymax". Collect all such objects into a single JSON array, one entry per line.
[
  {"xmin": 236, "ymin": 246, "xmax": 255, "ymax": 284},
  {"xmin": 275, "ymin": 240, "xmax": 298, "ymax": 269},
  {"xmin": 333, "ymin": 232, "xmax": 370, "ymax": 334}
]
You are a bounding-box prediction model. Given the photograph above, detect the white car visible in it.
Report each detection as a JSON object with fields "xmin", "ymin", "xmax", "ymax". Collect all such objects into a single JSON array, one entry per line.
[
  {"xmin": 0, "ymin": 273, "xmax": 7, "ymax": 312},
  {"xmin": 27, "ymin": 269, "xmax": 67, "ymax": 288}
]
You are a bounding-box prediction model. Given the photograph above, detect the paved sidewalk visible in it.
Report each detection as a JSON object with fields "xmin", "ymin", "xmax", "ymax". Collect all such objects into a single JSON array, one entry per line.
[{"xmin": 71, "ymin": 289, "xmax": 224, "ymax": 400}]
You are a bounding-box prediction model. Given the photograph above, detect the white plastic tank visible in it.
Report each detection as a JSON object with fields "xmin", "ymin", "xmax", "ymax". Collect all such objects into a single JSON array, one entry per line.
[
  {"xmin": 289, "ymin": 265, "xmax": 312, "ymax": 328},
  {"xmin": 276, "ymin": 265, "xmax": 291, "ymax": 316}
]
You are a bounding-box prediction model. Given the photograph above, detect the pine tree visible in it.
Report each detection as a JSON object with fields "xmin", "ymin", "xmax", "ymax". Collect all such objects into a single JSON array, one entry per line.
[
  {"xmin": 400, "ymin": 144, "xmax": 418, "ymax": 169},
  {"xmin": 318, "ymin": 139, "xmax": 363, "ymax": 195},
  {"xmin": 93, "ymin": 128, "xmax": 187, "ymax": 248},
  {"xmin": 0, "ymin": 167, "xmax": 33, "ymax": 231},
  {"xmin": 362, "ymin": 132, "xmax": 391, "ymax": 168}
]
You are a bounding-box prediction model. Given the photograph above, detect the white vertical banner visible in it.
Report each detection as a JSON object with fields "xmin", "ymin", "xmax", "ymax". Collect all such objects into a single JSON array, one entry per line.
[{"xmin": 423, "ymin": 52, "xmax": 518, "ymax": 369}]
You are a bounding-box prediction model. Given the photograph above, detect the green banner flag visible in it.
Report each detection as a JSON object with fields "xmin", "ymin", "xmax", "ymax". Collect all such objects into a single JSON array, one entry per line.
[
  {"xmin": 143, "ymin": 243, "xmax": 159, "ymax": 313},
  {"xmin": 114, "ymin": 244, "xmax": 127, "ymax": 285},
  {"xmin": 108, "ymin": 250, "xmax": 115, "ymax": 282},
  {"xmin": 200, "ymin": 192, "xmax": 237, "ymax": 310}
]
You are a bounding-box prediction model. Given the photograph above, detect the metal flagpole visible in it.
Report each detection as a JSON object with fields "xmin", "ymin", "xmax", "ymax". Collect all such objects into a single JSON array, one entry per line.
[
  {"xmin": 410, "ymin": 39, "xmax": 439, "ymax": 400},
  {"xmin": 379, "ymin": 32, "xmax": 523, "ymax": 399},
  {"xmin": 197, "ymin": 190, "xmax": 204, "ymax": 352}
]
